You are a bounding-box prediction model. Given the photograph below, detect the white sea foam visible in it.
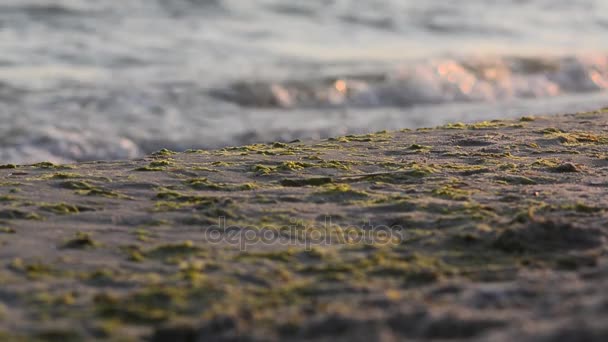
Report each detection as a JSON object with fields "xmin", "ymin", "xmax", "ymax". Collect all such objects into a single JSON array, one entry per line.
[{"xmin": 211, "ymin": 56, "xmax": 608, "ymax": 108}]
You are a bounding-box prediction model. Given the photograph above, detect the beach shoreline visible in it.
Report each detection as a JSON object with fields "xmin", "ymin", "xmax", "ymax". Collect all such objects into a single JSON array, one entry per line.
[{"xmin": 1, "ymin": 109, "xmax": 608, "ymax": 341}]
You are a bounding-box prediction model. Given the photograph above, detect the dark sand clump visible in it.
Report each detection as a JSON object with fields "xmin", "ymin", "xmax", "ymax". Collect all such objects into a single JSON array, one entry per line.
[{"xmin": 1, "ymin": 109, "xmax": 608, "ymax": 341}]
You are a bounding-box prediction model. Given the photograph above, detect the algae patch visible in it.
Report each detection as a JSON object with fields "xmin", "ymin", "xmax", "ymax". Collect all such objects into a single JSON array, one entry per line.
[
  {"xmin": 0, "ymin": 226, "xmax": 16, "ymax": 234},
  {"xmin": 63, "ymin": 232, "xmax": 100, "ymax": 249},
  {"xmin": 40, "ymin": 203, "xmax": 83, "ymax": 215},
  {"xmin": 145, "ymin": 241, "xmax": 205, "ymax": 262},
  {"xmin": 60, "ymin": 180, "xmax": 130, "ymax": 199},
  {"xmin": 184, "ymin": 178, "xmax": 257, "ymax": 191},
  {"xmin": 135, "ymin": 160, "xmax": 175, "ymax": 171},
  {"xmin": 0, "ymin": 209, "xmax": 43, "ymax": 220},
  {"xmin": 310, "ymin": 184, "xmax": 369, "ymax": 203}
]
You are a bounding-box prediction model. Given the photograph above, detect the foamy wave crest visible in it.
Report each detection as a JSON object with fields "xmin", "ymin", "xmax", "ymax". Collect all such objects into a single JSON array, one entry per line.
[
  {"xmin": 210, "ymin": 55, "xmax": 608, "ymax": 108},
  {"xmin": 0, "ymin": 126, "xmax": 141, "ymax": 164}
]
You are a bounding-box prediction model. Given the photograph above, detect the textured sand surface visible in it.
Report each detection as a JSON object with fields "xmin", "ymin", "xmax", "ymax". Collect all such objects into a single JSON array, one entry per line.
[{"xmin": 1, "ymin": 109, "xmax": 608, "ymax": 341}]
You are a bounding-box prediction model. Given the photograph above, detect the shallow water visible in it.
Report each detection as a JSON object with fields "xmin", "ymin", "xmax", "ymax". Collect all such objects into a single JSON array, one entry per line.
[{"xmin": 0, "ymin": 0, "xmax": 607, "ymax": 163}]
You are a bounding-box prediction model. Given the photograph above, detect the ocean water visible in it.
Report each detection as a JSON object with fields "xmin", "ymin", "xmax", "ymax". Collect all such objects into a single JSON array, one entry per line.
[{"xmin": 0, "ymin": 0, "xmax": 607, "ymax": 163}]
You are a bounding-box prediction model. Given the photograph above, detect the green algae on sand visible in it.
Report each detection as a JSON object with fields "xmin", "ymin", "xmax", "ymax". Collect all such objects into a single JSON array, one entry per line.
[{"xmin": 0, "ymin": 110, "xmax": 608, "ymax": 341}]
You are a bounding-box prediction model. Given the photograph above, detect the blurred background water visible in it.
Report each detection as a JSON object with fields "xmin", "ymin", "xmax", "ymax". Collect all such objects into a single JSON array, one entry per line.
[{"xmin": 0, "ymin": 0, "xmax": 607, "ymax": 163}]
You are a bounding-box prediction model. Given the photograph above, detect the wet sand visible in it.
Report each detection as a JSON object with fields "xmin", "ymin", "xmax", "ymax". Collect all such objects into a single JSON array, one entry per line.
[{"xmin": 1, "ymin": 109, "xmax": 607, "ymax": 341}]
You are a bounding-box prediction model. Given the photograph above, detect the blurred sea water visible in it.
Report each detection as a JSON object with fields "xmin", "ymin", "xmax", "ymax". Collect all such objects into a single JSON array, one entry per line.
[{"xmin": 0, "ymin": 0, "xmax": 607, "ymax": 163}]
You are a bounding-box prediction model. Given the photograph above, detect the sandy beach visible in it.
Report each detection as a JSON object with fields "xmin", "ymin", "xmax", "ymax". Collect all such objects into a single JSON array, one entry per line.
[{"xmin": 1, "ymin": 109, "xmax": 608, "ymax": 341}]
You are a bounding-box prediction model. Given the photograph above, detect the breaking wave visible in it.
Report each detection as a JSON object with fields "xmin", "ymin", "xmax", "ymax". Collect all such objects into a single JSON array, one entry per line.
[{"xmin": 211, "ymin": 55, "xmax": 608, "ymax": 109}]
